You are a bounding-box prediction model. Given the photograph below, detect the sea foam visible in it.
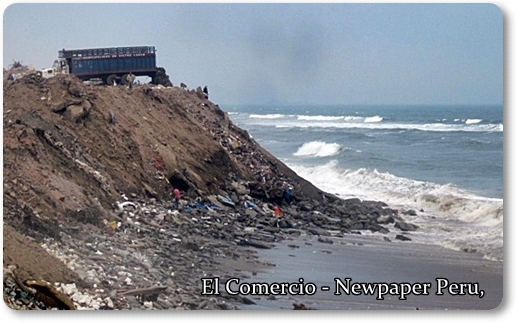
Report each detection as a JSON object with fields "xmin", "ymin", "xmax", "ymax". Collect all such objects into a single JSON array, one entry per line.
[
  {"xmin": 288, "ymin": 160, "xmax": 503, "ymax": 261},
  {"xmin": 364, "ymin": 115, "xmax": 384, "ymax": 123},
  {"xmin": 297, "ymin": 115, "xmax": 343, "ymax": 121},
  {"xmin": 293, "ymin": 141, "xmax": 342, "ymax": 157},
  {"xmin": 249, "ymin": 113, "xmax": 288, "ymax": 119},
  {"xmin": 238, "ymin": 112, "xmax": 501, "ymax": 133}
]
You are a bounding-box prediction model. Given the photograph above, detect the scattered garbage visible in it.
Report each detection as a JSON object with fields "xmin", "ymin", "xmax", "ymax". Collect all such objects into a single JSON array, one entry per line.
[
  {"xmin": 117, "ymin": 201, "xmax": 138, "ymax": 210},
  {"xmin": 273, "ymin": 206, "xmax": 283, "ymax": 217}
]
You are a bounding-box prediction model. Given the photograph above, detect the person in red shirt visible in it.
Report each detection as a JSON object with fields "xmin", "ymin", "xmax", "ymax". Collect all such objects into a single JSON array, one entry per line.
[{"xmin": 173, "ymin": 188, "xmax": 181, "ymax": 210}]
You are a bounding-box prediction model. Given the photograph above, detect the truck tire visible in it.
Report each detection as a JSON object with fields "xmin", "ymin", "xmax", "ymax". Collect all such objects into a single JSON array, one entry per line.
[
  {"xmin": 106, "ymin": 74, "xmax": 118, "ymax": 86},
  {"xmin": 121, "ymin": 74, "xmax": 129, "ymax": 85},
  {"xmin": 151, "ymin": 67, "xmax": 173, "ymax": 87}
]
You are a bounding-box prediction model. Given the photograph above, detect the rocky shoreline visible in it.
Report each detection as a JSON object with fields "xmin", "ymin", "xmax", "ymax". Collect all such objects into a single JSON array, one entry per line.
[{"xmin": 4, "ymin": 179, "xmax": 420, "ymax": 310}]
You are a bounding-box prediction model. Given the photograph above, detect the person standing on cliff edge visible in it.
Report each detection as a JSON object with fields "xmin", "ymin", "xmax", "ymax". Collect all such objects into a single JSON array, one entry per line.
[
  {"xmin": 203, "ymin": 85, "xmax": 209, "ymax": 99},
  {"xmin": 127, "ymin": 72, "xmax": 135, "ymax": 89}
]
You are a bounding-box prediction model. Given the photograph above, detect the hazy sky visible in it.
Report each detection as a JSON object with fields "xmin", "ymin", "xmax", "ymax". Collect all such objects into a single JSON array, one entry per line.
[{"xmin": 2, "ymin": 2, "xmax": 503, "ymax": 106}]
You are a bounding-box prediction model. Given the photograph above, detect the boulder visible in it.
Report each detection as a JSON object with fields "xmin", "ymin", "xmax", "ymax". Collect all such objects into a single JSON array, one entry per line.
[
  {"xmin": 395, "ymin": 234, "xmax": 412, "ymax": 241},
  {"xmin": 63, "ymin": 103, "xmax": 90, "ymax": 123},
  {"xmin": 394, "ymin": 221, "xmax": 419, "ymax": 232}
]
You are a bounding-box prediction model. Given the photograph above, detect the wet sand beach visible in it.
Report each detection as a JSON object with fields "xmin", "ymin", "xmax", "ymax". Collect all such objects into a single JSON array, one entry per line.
[{"xmin": 238, "ymin": 234, "xmax": 503, "ymax": 310}]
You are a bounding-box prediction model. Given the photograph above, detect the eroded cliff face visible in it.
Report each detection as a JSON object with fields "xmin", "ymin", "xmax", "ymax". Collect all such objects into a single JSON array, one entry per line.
[
  {"xmin": 3, "ymin": 68, "xmax": 325, "ymax": 281},
  {"xmin": 3, "ymin": 68, "xmax": 417, "ymax": 310}
]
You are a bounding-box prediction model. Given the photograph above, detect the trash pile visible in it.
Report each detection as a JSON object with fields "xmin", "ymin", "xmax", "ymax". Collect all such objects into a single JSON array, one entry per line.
[{"xmin": 4, "ymin": 182, "xmax": 420, "ymax": 310}]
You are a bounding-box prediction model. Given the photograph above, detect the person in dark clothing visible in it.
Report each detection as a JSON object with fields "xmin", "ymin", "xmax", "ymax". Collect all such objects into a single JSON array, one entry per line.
[
  {"xmin": 283, "ymin": 187, "xmax": 292, "ymax": 204},
  {"xmin": 203, "ymin": 86, "xmax": 209, "ymax": 99}
]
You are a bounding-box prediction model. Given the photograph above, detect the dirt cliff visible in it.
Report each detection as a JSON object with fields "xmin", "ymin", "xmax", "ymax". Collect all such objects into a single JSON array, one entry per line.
[{"xmin": 2, "ymin": 67, "xmax": 326, "ymax": 287}]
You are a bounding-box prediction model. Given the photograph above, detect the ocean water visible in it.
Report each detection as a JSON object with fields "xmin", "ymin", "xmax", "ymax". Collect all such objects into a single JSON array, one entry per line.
[{"xmin": 225, "ymin": 104, "xmax": 503, "ymax": 262}]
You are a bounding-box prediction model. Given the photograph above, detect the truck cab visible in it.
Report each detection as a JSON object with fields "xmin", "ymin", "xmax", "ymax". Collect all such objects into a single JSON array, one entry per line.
[{"xmin": 41, "ymin": 59, "xmax": 70, "ymax": 79}]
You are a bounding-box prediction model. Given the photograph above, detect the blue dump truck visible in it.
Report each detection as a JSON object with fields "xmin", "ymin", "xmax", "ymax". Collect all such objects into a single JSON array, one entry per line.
[{"xmin": 41, "ymin": 46, "xmax": 159, "ymax": 85}]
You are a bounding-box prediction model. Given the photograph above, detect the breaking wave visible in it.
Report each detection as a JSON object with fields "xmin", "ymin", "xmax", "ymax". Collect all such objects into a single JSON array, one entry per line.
[
  {"xmin": 230, "ymin": 112, "xmax": 502, "ymax": 133},
  {"xmin": 289, "ymin": 160, "xmax": 503, "ymax": 261},
  {"xmin": 297, "ymin": 115, "xmax": 343, "ymax": 121},
  {"xmin": 249, "ymin": 113, "xmax": 288, "ymax": 119},
  {"xmin": 293, "ymin": 141, "xmax": 342, "ymax": 157},
  {"xmin": 273, "ymin": 121, "xmax": 502, "ymax": 132},
  {"xmin": 364, "ymin": 115, "xmax": 384, "ymax": 123}
]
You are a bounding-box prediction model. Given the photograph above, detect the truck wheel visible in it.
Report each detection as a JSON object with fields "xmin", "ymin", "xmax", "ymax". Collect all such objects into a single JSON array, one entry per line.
[
  {"xmin": 106, "ymin": 74, "xmax": 118, "ymax": 86},
  {"xmin": 121, "ymin": 74, "xmax": 129, "ymax": 85}
]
